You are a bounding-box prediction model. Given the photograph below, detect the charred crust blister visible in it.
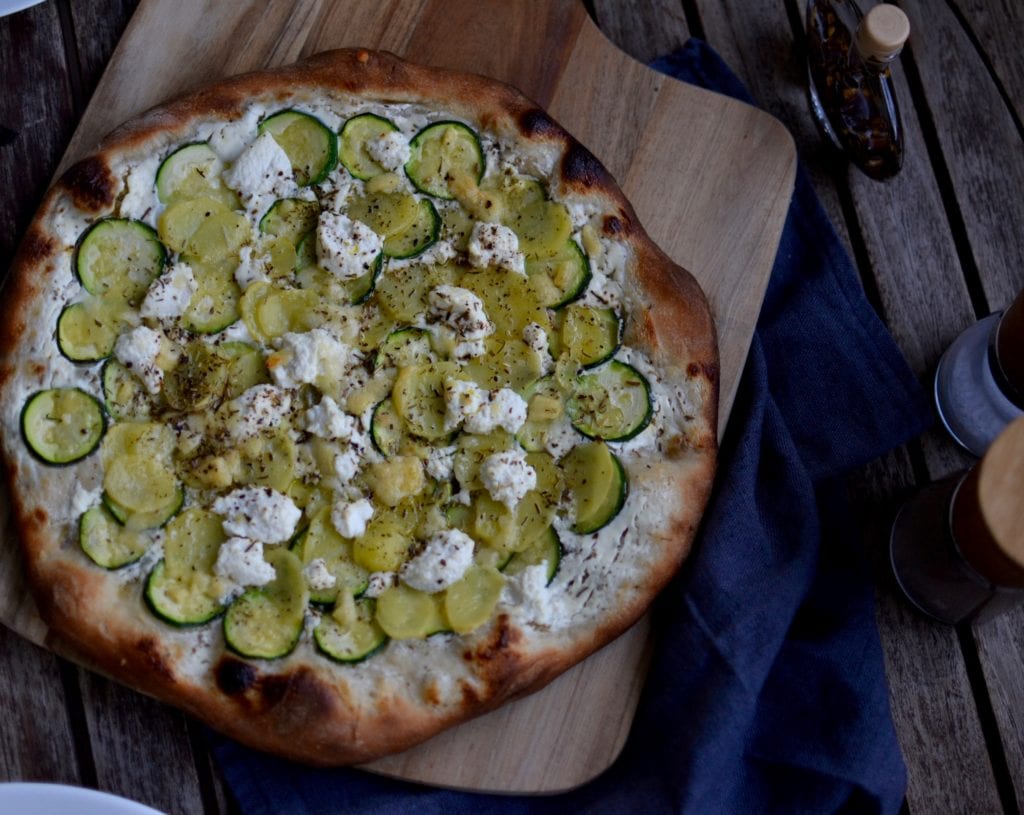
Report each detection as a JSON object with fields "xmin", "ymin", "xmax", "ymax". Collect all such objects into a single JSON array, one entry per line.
[
  {"xmin": 518, "ymin": 108, "xmax": 560, "ymax": 139},
  {"xmin": 216, "ymin": 657, "xmax": 258, "ymax": 696},
  {"xmin": 560, "ymin": 140, "xmax": 610, "ymax": 189},
  {"xmin": 59, "ymin": 156, "xmax": 117, "ymax": 213}
]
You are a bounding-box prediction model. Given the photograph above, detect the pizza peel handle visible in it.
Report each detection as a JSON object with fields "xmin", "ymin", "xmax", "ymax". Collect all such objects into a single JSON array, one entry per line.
[{"xmin": 4, "ymin": 0, "xmax": 795, "ymax": 794}]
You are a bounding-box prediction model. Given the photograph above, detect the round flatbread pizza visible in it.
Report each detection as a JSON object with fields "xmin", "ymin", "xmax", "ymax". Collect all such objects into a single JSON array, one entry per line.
[{"xmin": 0, "ymin": 48, "xmax": 717, "ymax": 765}]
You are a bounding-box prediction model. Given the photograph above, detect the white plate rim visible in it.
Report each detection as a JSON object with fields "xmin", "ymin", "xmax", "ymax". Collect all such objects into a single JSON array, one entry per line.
[{"xmin": 0, "ymin": 783, "xmax": 166, "ymax": 814}]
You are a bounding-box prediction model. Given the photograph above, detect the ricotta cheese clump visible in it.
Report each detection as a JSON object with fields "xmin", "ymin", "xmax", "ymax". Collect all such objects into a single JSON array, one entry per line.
[
  {"xmin": 366, "ymin": 131, "xmax": 411, "ymax": 171},
  {"xmin": 400, "ymin": 530, "xmax": 475, "ymax": 593},
  {"xmin": 425, "ymin": 445, "xmax": 456, "ymax": 481},
  {"xmin": 316, "ymin": 212, "xmax": 383, "ymax": 280},
  {"xmin": 113, "ymin": 325, "xmax": 165, "ymax": 394},
  {"xmin": 332, "ymin": 497, "xmax": 374, "ymax": 538},
  {"xmin": 224, "ymin": 384, "xmax": 291, "ymax": 442},
  {"xmin": 427, "ymin": 285, "xmax": 494, "ymax": 342},
  {"xmin": 479, "ymin": 448, "xmax": 537, "ymax": 508},
  {"xmin": 303, "ymin": 395, "xmax": 357, "ymax": 440},
  {"xmin": 214, "ymin": 537, "xmax": 275, "ymax": 587},
  {"xmin": 224, "ymin": 131, "xmax": 294, "ymax": 209},
  {"xmin": 268, "ymin": 328, "xmax": 353, "ymax": 389},
  {"xmin": 465, "ymin": 388, "xmax": 528, "ymax": 435},
  {"xmin": 303, "ymin": 558, "xmax": 337, "ymax": 591},
  {"xmin": 468, "ymin": 222, "xmax": 525, "ymax": 275},
  {"xmin": 212, "ymin": 487, "xmax": 301, "ymax": 544},
  {"xmin": 140, "ymin": 262, "xmax": 198, "ymax": 320}
]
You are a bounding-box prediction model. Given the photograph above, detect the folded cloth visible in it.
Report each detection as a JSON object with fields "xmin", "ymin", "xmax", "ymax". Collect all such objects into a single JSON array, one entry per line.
[{"xmin": 211, "ymin": 39, "xmax": 931, "ymax": 814}]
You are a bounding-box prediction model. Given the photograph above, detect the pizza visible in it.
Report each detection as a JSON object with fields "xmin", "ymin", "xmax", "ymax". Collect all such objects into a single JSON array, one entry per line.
[{"xmin": 0, "ymin": 49, "xmax": 717, "ymax": 765}]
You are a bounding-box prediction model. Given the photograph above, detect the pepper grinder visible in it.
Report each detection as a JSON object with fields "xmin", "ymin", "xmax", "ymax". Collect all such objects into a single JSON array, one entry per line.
[
  {"xmin": 890, "ymin": 416, "xmax": 1024, "ymax": 624},
  {"xmin": 935, "ymin": 288, "xmax": 1024, "ymax": 457}
]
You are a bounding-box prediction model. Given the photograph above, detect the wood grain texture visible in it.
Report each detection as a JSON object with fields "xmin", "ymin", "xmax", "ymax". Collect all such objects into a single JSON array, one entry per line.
[
  {"xmin": 900, "ymin": 0, "xmax": 1024, "ymax": 311},
  {"xmin": 688, "ymin": 2, "xmax": 1008, "ymax": 812},
  {"xmin": 694, "ymin": 0, "xmax": 856, "ymax": 263},
  {"xmin": 0, "ymin": 0, "xmax": 795, "ymax": 794},
  {"xmin": 0, "ymin": 2, "xmax": 75, "ymax": 277},
  {"xmin": 78, "ymin": 668, "xmax": 206, "ymax": 815},
  {"xmin": 948, "ymin": 0, "xmax": 1024, "ymax": 126},
  {"xmin": 0, "ymin": 627, "xmax": 81, "ymax": 784},
  {"xmin": 593, "ymin": 0, "xmax": 692, "ymax": 64}
]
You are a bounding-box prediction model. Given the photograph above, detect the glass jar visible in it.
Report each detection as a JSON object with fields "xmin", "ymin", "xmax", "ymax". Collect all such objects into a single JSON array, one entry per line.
[{"xmin": 806, "ymin": 1, "xmax": 910, "ymax": 180}]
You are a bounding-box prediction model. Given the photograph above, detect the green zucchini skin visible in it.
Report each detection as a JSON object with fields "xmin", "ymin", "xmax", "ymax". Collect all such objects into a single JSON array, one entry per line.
[
  {"xmin": 567, "ymin": 360, "xmax": 653, "ymax": 442},
  {"xmin": 21, "ymin": 388, "xmax": 107, "ymax": 466},
  {"xmin": 404, "ymin": 121, "xmax": 484, "ymax": 199},
  {"xmin": 144, "ymin": 560, "xmax": 225, "ymax": 627},
  {"xmin": 572, "ymin": 452, "xmax": 628, "ymax": 535}
]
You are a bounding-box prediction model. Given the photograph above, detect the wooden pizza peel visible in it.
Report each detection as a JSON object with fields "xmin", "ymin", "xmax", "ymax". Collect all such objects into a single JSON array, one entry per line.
[{"xmin": 0, "ymin": 0, "xmax": 795, "ymax": 793}]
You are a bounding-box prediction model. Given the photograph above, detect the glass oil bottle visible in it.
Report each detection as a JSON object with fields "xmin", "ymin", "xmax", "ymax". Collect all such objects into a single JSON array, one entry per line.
[{"xmin": 806, "ymin": 1, "xmax": 911, "ymax": 180}]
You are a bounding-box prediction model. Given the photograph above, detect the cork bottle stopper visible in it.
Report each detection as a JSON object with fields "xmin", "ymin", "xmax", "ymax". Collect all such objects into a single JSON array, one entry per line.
[
  {"xmin": 856, "ymin": 5, "xmax": 911, "ymax": 62},
  {"xmin": 951, "ymin": 416, "xmax": 1024, "ymax": 586}
]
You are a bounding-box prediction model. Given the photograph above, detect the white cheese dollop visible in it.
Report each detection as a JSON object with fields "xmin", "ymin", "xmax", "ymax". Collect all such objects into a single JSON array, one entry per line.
[
  {"xmin": 333, "ymin": 447, "xmax": 361, "ymax": 485},
  {"xmin": 303, "ymin": 395, "xmax": 358, "ymax": 440},
  {"xmin": 468, "ymin": 222, "xmax": 525, "ymax": 275},
  {"xmin": 303, "ymin": 558, "xmax": 337, "ymax": 591},
  {"xmin": 522, "ymin": 321, "xmax": 553, "ymax": 374},
  {"xmin": 316, "ymin": 212, "xmax": 383, "ymax": 280},
  {"xmin": 224, "ymin": 131, "xmax": 294, "ymax": 207},
  {"xmin": 425, "ymin": 445, "xmax": 456, "ymax": 482},
  {"xmin": 268, "ymin": 328, "xmax": 353, "ymax": 390},
  {"xmin": 543, "ymin": 415, "xmax": 579, "ymax": 460},
  {"xmin": 366, "ymin": 131, "xmax": 411, "ymax": 171},
  {"xmin": 464, "ymin": 387, "xmax": 528, "ymax": 435},
  {"xmin": 479, "ymin": 448, "xmax": 537, "ymax": 508},
  {"xmin": 364, "ymin": 571, "xmax": 398, "ymax": 598},
  {"xmin": 224, "ymin": 384, "xmax": 291, "ymax": 442},
  {"xmin": 113, "ymin": 325, "xmax": 165, "ymax": 394},
  {"xmin": 233, "ymin": 244, "xmax": 272, "ymax": 290},
  {"xmin": 140, "ymin": 262, "xmax": 198, "ymax": 320},
  {"xmin": 212, "ymin": 487, "xmax": 301, "ymax": 544},
  {"xmin": 427, "ymin": 285, "xmax": 494, "ymax": 342},
  {"xmin": 444, "ymin": 378, "xmax": 487, "ymax": 430},
  {"xmin": 214, "ymin": 537, "xmax": 275, "ymax": 587},
  {"xmin": 400, "ymin": 530, "xmax": 475, "ymax": 593},
  {"xmin": 331, "ymin": 497, "xmax": 374, "ymax": 538}
]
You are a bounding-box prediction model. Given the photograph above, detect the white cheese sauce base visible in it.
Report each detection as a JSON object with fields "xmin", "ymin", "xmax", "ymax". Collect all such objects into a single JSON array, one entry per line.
[{"xmin": 2, "ymin": 93, "xmax": 701, "ymax": 709}]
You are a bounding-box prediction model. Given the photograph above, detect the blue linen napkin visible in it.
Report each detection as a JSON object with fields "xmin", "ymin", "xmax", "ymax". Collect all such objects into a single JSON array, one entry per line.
[{"xmin": 210, "ymin": 39, "xmax": 931, "ymax": 814}]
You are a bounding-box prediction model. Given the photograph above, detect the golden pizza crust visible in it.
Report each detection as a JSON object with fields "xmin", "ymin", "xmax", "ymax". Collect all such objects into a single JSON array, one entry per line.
[{"xmin": 0, "ymin": 48, "xmax": 717, "ymax": 765}]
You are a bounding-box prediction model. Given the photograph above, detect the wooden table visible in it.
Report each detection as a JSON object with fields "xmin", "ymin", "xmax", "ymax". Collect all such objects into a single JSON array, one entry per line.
[{"xmin": 0, "ymin": 1, "xmax": 1021, "ymax": 812}]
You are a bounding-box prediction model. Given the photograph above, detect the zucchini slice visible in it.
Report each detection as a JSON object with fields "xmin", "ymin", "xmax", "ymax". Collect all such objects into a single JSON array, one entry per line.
[
  {"xmin": 375, "ymin": 584, "xmax": 449, "ymax": 639},
  {"xmin": 259, "ymin": 197, "xmax": 321, "ymax": 245},
  {"xmin": 516, "ymin": 376, "xmax": 565, "ymax": 452},
  {"xmin": 382, "ymin": 198, "xmax": 439, "ymax": 259},
  {"xmin": 295, "ymin": 232, "xmax": 383, "ymax": 305},
  {"xmin": 76, "ymin": 219, "xmax": 167, "ymax": 304},
  {"xmin": 259, "ymin": 110, "xmax": 338, "ymax": 187},
  {"xmin": 504, "ymin": 526, "xmax": 562, "ymax": 585},
  {"xmin": 101, "ymin": 359, "xmax": 153, "ymax": 422},
  {"xmin": 314, "ymin": 599, "xmax": 388, "ymax": 663},
  {"xmin": 370, "ymin": 398, "xmax": 405, "ymax": 458},
  {"xmin": 292, "ymin": 507, "xmax": 370, "ymax": 605},
  {"xmin": 22, "ymin": 388, "xmax": 106, "ymax": 465},
  {"xmin": 182, "ymin": 260, "xmax": 241, "ymax": 334},
  {"xmin": 156, "ymin": 142, "xmax": 225, "ymax": 203},
  {"xmin": 224, "ymin": 548, "xmax": 309, "ymax": 659},
  {"xmin": 374, "ymin": 327, "xmax": 433, "ymax": 371},
  {"xmin": 525, "ymin": 240, "xmax": 591, "ymax": 309},
  {"xmin": 103, "ymin": 485, "xmax": 184, "ymax": 531},
  {"xmin": 444, "ymin": 565, "xmax": 505, "ymax": 634},
  {"xmin": 339, "ymin": 113, "xmax": 401, "ymax": 180},
  {"xmin": 145, "ymin": 507, "xmax": 228, "ymax": 626},
  {"xmin": 566, "ymin": 360, "xmax": 653, "ymax": 442},
  {"xmin": 562, "ymin": 305, "xmax": 622, "ymax": 369},
  {"xmin": 145, "ymin": 560, "xmax": 224, "ymax": 626},
  {"xmin": 220, "ymin": 341, "xmax": 271, "ymax": 399},
  {"xmin": 56, "ymin": 298, "xmax": 127, "ymax": 362},
  {"xmin": 405, "ymin": 121, "xmax": 484, "ymax": 199},
  {"xmin": 79, "ymin": 504, "xmax": 151, "ymax": 569},
  {"xmin": 562, "ymin": 440, "xmax": 628, "ymax": 534}
]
